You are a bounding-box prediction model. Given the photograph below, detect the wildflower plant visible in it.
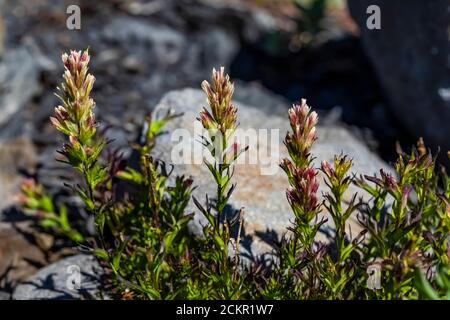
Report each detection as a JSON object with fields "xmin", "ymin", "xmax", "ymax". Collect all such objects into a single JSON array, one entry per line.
[
  {"xmin": 19, "ymin": 48, "xmax": 450, "ymax": 300},
  {"xmin": 264, "ymin": 99, "xmax": 326, "ymax": 299},
  {"xmin": 193, "ymin": 67, "xmax": 249, "ymax": 299},
  {"xmin": 197, "ymin": 67, "xmax": 247, "ymax": 230},
  {"xmin": 281, "ymin": 99, "xmax": 321, "ymax": 244},
  {"xmin": 50, "ymin": 50, "xmax": 107, "ymax": 239},
  {"xmin": 356, "ymin": 139, "xmax": 450, "ymax": 299}
]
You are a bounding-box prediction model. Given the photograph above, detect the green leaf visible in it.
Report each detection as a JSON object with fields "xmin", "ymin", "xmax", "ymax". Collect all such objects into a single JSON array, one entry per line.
[
  {"xmin": 93, "ymin": 248, "xmax": 109, "ymax": 260},
  {"xmin": 112, "ymin": 241, "xmax": 127, "ymax": 272},
  {"xmin": 58, "ymin": 205, "xmax": 70, "ymax": 230},
  {"xmin": 213, "ymin": 234, "xmax": 226, "ymax": 252},
  {"xmin": 39, "ymin": 219, "xmax": 58, "ymax": 229},
  {"xmin": 76, "ymin": 187, "xmax": 95, "ymax": 210},
  {"xmin": 117, "ymin": 167, "xmax": 144, "ymax": 184},
  {"xmin": 415, "ymin": 268, "xmax": 440, "ymax": 300}
]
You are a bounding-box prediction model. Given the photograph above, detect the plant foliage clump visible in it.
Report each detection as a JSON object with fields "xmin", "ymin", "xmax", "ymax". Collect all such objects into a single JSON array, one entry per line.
[{"xmin": 20, "ymin": 49, "xmax": 450, "ymax": 300}]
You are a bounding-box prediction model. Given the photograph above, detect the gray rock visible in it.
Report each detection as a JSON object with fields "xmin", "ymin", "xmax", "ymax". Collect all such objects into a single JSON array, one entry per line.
[
  {"xmin": 0, "ymin": 47, "xmax": 40, "ymax": 138},
  {"xmin": 96, "ymin": 16, "xmax": 239, "ymax": 119},
  {"xmin": 102, "ymin": 16, "xmax": 239, "ymax": 79},
  {"xmin": 0, "ymin": 221, "xmax": 52, "ymax": 291},
  {"xmin": 233, "ymin": 80, "xmax": 291, "ymax": 118},
  {"xmin": 348, "ymin": 0, "xmax": 450, "ymax": 153},
  {"xmin": 152, "ymin": 89, "xmax": 391, "ymax": 258},
  {"xmin": 13, "ymin": 254, "xmax": 106, "ymax": 300},
  {"xmin": 122, "ymin": 0, "xmax": 278, "ymax": 43},
  {"xmin": 103, "ymin": 17, "xmax": 186, "ymax": 67}
]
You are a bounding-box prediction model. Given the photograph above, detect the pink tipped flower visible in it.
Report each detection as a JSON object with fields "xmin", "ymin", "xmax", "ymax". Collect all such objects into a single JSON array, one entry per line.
[
  {"xmin": 321, "ymin": 155, "xmax": 353, "ymax": 186},
  {"xmin": 366, "ymin": 169, "xmax": 401, "ymax": 196},
  {"xmin": 54, "ymin": 105, "xmax": 68, "ymax": 121},
  {"xmin": 50, "ymin": 116, "xmax": 62, "ymax": 129},
  {"xmin": 280, "ymin": 158, "xmax": 296, "ymax": 178},
  {"xmin": 284, "ymin": 99, "xmax": 318, "ymax": 168},
  {"xmin": 69, "ymin": 134, "xmax": 78, "ymax": 146},
  {"xmin": 321, "ymin": 160, "xmax": 334, "ymax": 178},
  {"xmin": 287, "ymin": 167, "xmax": 320, "ymax": 214},
  {"xmin": 281, "ymin": 98, "xmax": 322, "ymax": 220},
  {"xmin": 86, "ymin": 114, "xmax": 96, "ymax": 128},
  {"xmin": 62, "ymin": 50, "xmax": 90, "ymax": 75},
  {"xmin": 401, "ymin": 185, "xmax": 413, "ymax": 210},
  {"xmin": 288, "ymin": 99, "xmax": 318, "ymax": 138},
  {"xmin": 223, "ymin": 142, "xmax": 248, "ymax": 165},
  {"xmin": 198, "ymin": 108, "xmax": 216, "ymax": 130},
  {"xmin": 52, "ymin": 49, "xmax": 98, "ymax": 144},
  {"xmin": 380, "ymin": 169, "xmax": 399, "ymax": 192},
  {"xmin": 200, "ymin": 67, "xmax": 237, "ymax": 133}
]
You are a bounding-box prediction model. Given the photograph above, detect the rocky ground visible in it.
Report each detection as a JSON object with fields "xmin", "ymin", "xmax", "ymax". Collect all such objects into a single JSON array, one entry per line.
[{"xmin": 1, "ymin": 0, "xmax": 443, "ymax": 299}]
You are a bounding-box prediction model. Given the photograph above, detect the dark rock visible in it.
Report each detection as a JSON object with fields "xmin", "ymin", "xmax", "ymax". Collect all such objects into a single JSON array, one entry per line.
[{"xmin": 348, "ymin": 0, "xmax": 450, "ymax": 153}]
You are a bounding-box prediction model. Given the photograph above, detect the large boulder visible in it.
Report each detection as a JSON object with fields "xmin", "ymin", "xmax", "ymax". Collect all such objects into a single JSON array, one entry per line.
[
  {"xmin": 348, "ymin": 0, "xmax": 450, "ymax": 153},
  {"xmin": 152, "ymin": 89, "xmax": 391, "ymax": 258}
]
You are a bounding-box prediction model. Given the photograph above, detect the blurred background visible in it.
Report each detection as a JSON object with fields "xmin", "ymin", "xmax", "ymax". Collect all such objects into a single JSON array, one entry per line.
[{"xmin": 0, "ymin": 0, "xmax": 449, "ymax": 298}]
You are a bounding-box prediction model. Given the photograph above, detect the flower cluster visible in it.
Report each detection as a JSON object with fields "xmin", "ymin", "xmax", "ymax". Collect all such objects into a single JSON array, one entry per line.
[
  {"xmin": 284, "ymin": 99, "xmax": 318, "ymax": 169},
  {"xmin": 51, "ymin": 50, "xmax": 97, "ymax": 146},
  {"xmin": 365, "ymin": 169, "xmax": 400, "ymax": 194},
  {"xmin": 50, "ymin": 49, "xmax": 106, "ymax": 207},
  {"xmin": 286, "ymin": 166, "xmax": 320, "ymax": 216},
  {"xmin": 199, "ymin": 67, "xmax": 238, "ymax": 135},
  {"xmin": 321, "ymin": 156, "xmax": 352, "ymax": 187},
  {"xmin": 195, "ymin": 67, "xmax": 247, "ymax": 271},
  {"xmin": 281, "ymin": 99, "xmax": 320, "ymax": 223}
]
